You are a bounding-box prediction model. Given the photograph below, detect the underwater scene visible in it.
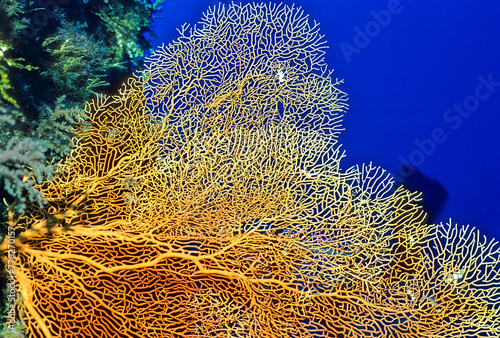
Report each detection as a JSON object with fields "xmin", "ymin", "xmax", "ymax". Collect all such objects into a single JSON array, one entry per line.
[{"xmin": 0, "ymin": 0, "xmax": 499, "ymax": 337}]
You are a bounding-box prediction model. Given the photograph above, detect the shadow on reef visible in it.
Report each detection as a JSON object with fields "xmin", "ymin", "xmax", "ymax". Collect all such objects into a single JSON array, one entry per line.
[{"xmin": 396, "ymin": 163, "xmax": 448, "ymax": 225}]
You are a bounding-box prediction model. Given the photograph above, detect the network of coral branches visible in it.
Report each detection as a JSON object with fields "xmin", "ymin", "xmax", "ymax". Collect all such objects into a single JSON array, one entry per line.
[{"xmin": 2, "ymin": 3, "xmax": 499, "ymax": 337}]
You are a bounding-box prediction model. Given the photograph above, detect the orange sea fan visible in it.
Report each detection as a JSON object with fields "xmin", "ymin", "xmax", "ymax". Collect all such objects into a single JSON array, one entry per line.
[{"xmin": 1, "ymin": 3, "xmax": 499, "ymax": 338}]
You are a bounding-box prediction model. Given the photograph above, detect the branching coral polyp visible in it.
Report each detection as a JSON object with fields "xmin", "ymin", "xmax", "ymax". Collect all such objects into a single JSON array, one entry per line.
[{"xmin": 2, "ymin": 3, "xmax": 500, "ymax": 338}]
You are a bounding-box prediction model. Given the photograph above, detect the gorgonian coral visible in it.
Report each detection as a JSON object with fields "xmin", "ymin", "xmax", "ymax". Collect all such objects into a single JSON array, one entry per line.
[{"xmin": 1, "ymin": 3, "xmax": 499, "ymax": 337}]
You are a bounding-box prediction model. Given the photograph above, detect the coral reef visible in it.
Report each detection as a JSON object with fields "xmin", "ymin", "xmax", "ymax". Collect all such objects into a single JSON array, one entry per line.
[
  {"xmin": 1, "ymin": 3, "xmax": 499, "ymax": 338},
  {"xmin": 41, "ymin": 21, "xmax": 125, "ymax": 103},
  {"xmin": 0, "ymin": 0, "xmax": 165, "ymax": 333},
  {"xmin": 0, "ymin": 38, "xmax": 36, "ymax": 108},
  {"xmin": 0, "ymin": 110, "xmax": 52, "ymax": 214},
  {"xmin": 0, "ymin": 0, "xmax": 164, "ymax": 214},
  {"xmin": 96, "ymin": 0, "xmax": 164, "ymax": 65},
  {"xmin": 34, "ymin": 95, "xmax": 90, "ymax": 161}
]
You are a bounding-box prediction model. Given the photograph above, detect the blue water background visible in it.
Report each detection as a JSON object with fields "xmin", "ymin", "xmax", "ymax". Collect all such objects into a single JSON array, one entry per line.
[{"xmin": 147, "ymin": 0, "xmax": 500, "ymax": 241}]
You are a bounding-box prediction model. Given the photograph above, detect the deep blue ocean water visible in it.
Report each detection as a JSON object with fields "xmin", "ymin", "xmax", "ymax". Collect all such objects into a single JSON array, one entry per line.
[{"xmin": 148, "ymin": 0, "xmax": 500, "ymax": 241}]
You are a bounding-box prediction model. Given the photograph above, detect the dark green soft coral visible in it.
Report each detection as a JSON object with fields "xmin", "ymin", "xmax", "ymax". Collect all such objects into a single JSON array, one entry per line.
[
  {"xmin": 0, "ymin": 0, "xmax": 165, "ymax": 215},
  {"xmin": 0, "ymin": 39, "xmax": 37, "ymax": 108},
  {"xmin": 41, "ymin": 21, "xmax": 125, "ymax": 103},
  {"xmin": 96, "ymin": 0, "xmax": 165, "ymax": 65}
]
